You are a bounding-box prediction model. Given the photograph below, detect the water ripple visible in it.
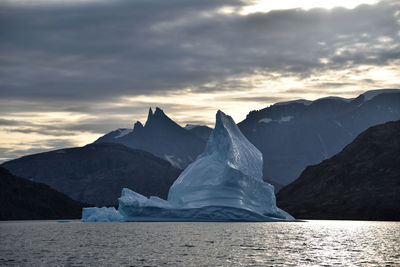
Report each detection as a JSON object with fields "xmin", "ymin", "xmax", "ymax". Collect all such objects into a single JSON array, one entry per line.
[{"xmin": 0, "ymin": 220, "xmax": 399, "ymax": 266}]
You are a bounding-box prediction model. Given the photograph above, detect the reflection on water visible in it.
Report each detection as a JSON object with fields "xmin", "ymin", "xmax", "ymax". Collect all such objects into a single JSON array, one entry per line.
[{"xmin": 0, "ymin": 220, "xmax": 399, "ymax": 266}]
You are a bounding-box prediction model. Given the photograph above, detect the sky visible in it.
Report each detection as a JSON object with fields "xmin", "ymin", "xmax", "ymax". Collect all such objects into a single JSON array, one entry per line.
[{"xmin": 0, "ymin": 0, "xmax": 399, "ymax": 162}]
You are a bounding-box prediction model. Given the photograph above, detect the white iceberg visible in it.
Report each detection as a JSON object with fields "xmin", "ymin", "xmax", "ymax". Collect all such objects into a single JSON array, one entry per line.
[{"xmin": 82, "ymin": 110, "xmax": 294, "ymax": 222}]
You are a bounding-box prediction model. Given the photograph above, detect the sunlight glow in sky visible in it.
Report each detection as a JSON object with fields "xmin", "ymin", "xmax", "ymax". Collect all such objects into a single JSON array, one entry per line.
[
  {"xmin": 6, "ymin": 0, "xmax": 379, "ymax": 10},
  {"xmin": 242, "ymin": 0, "xmax": 379, "ymax": 14}
]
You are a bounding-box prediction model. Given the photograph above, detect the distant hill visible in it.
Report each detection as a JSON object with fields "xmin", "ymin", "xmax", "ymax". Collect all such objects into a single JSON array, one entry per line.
[
  {"xmin": 185, "ymin": 124, "xmax": 213, "ymax": 142},
  {"xmin": 276, "ymin": 120, "xmax": 400, "ymax": 221},
  {"xmin": 2, "ymin": 143, "xmax": 181, "ymax": 206},
  {"xmin": 239, "ymin": 89, "xmax": 400, "ymax": 185},
  {"xmin": 0, "ymin": 167, "xmax": 85, "ymax": 220},
  {"xmin": 95, "ymin": 107, "xmax": 206, "ymax": 169}
]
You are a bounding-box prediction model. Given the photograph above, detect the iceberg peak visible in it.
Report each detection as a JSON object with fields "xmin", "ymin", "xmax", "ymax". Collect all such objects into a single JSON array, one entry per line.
[{"xmin": 203, "ymin": 110, "xmax": 263, "ymax": 180}]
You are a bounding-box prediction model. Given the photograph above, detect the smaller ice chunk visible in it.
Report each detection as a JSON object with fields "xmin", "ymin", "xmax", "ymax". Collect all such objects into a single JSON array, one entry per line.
[
  {"xmin": 119, "ymin": 188, "xmax": 173, "ymax": 209},
  {"xmin": 82, "ymin": 207, "xmax": 123, "ymax": 222}
]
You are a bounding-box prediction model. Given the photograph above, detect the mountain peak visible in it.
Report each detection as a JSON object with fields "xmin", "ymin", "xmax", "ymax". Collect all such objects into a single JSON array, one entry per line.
[
  {"xmin": 145, "ymin": 107, "xmax": 175, "ymax": 128},
  {"xmin": 133, "ymin": 121, "xmax": 143, "ymax": 131},
  {"xmin": 147, "ymin": 107, "xmax": 153, "ymax": 122},
  {"xmin": 144, "ymin": 107, "xmax": 161, "ymax": 127},
  {"xmin": 154, "ymin": 107, "xmax": 167, "ymax": 117}
]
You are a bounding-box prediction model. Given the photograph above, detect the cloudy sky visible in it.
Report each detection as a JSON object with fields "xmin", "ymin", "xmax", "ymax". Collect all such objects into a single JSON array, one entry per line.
[{"xmin": 0, "ymin": 0, "xmax": 399, "ymax": 161}]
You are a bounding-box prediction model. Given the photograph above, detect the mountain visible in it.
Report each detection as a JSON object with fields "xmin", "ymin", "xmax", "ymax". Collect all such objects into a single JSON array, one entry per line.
[
  {"xmin": 2, "ymin": 143, "xmax": 181, "ymax": 206},
  {"xmin": 276, "ymin": 120, "xmax": 400, "ymax": 221},
  {"xmin": 238, "ymin": 89, "xmax": 400, "ymax": 185},
  {"xmin": 94, "ymin": 128, "xmax": 132, "ymax": 141},
  {"xmin": 83, "ymin": 110, "xmax": 293, "ymax": 222},
  {"xmin": 95, "ymin": 107, "xmax": 206, "ymax": 169},
  {"xmin": 0, "ymin": 167, "xmax": 85, "ymax": 220},
  {"xmin": 185, "ymin": 124, "xmax": 213, "ymax": 142}
]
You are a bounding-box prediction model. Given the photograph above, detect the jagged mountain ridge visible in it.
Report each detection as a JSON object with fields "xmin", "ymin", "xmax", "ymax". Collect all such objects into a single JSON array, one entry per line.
[
  {"xmin": 276, "ymin": 120, "xmax": 400, "ymax": 220},
  {"xmin": 94, "ymin": 89, "xmax": 399, "ymax": 185},
  {"xmin": 238, "ymin": 89, "xmax": 400, "ymax": 185},
  {"xmin": 2, "ymin": 143, "xmax": 181, "ymax": 206},
  {"xmin": 95, "ymin": 107, "xmax": 206, "ymax": 169},
  {"xmin": 2, "ymin": 88, "xmax": 399, "ymax": 210}
]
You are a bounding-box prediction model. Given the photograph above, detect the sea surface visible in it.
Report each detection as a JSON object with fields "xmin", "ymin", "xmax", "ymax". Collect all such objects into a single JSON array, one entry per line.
[{"xmin": 0, "ymin": 220, "xmax": 399, "ymax": 266}]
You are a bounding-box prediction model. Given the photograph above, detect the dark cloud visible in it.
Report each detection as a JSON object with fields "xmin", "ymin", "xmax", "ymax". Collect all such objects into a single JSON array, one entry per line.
[
  {"xmin": 62, "ymin": 119, "xmax": 134, "ymax": 133},
  {"xmin": 0, "ymin": 0, "xmax": 399, "ymax": 104},
  {"xmin": 0, "ymin": 118, "xmax": 23, "ymax": 126},
  {"xmin": 228, "ymin": 96, "xmax": 286, "ymax": 103},
  {"xmin": 314, "ymin": 82, "xmax": 356, "ymax": 88},
  {"xmin": 1, "ymin": 118, "xmax": 131, "ymax": 135}
]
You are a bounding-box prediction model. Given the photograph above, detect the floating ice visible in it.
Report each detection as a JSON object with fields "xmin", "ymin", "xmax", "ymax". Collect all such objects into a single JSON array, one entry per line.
[
  {"xmin": 82, "ymin": 111, "xmax": 294, "ymax": 222},
  {"xmin": 82, "ymin": 207, "xmax": 123, "ymax": 222}
]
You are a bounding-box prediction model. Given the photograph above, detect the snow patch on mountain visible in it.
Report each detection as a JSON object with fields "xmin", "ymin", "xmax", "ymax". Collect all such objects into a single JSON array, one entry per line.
[
  {"xmin": 274, "ymin": 99, "xmax": 312, "ymax": 106},
  {"xmin": 258, "ymin": 116, "xmax": 293, "ymax": 124},
  {"xmin": 279, "ymin": 116, "xmax": 293, "ymax": 123},
  {"xmin": 115, "ymin": 129, "xmax": 132, "ymax": 139},
  {"xmin": 334, "ymin": 120, "xmax": 343, "ymax": 127},
  {"xmin": 164, "ymin": 155, "xmax": 183, "ymax": 169},
  {"xmin": 258, "ymin": 118, "xmax": 273, "ymax": 124},
  {"xmin": 319, "ymin": 96, "xmax": 354, "ymax": 102},
  {"xmin": 362, "ymin": 89, "xmax": 400, "ymax": 101},
  {"xmin": 271, "ymin": 89, "xmax": 399, "ymax": 109},
  {"xmin": 184, "ymin": 124, "xmax": 198, "ymax": 130}
]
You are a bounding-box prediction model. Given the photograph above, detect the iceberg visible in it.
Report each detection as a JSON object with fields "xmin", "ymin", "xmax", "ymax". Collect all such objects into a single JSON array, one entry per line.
[{"xmin": 82, "ymin": 110, "xmax": 294, "ymax": 222}]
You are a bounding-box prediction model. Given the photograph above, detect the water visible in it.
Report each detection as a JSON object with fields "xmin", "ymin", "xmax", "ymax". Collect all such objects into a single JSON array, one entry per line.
[{"xmin": 0, "ymin": 220, "xmax": 399, "ymax": 266}]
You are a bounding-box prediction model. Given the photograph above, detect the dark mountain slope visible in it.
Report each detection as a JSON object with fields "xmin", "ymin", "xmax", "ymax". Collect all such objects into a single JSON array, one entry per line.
[
  {"xmin": 95, "ymin": 107, "xmax": 206, "ymax": 169},
  {"xmin": 185, "ymin": 125, "xmax": 213, "ymax": 142},
  {"xmin": 238, "ymin": 90, "xmax": 400, "ymax": 185},
  {"xmin": 276, "ymin": 120, "xmax": 400, "ymax": 220},
  {"xmin": 0, "ymin": 167, "xmax": 85, "ymax": 220},
  {"xmin": 2, "ymin": 143, "xmax": 181, "ymax": 206}
]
